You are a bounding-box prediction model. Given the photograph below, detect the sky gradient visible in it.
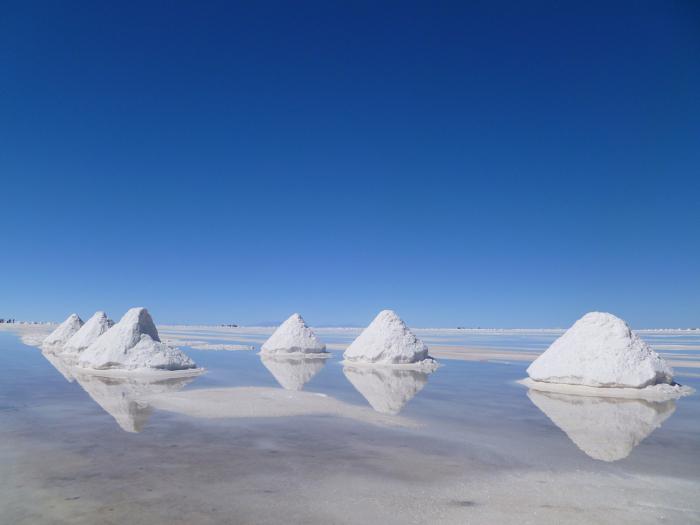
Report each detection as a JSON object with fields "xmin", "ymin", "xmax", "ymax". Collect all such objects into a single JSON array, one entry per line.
[{"xmin": 2, "ymin": 1, "xmax": 699, "ymax": 327}]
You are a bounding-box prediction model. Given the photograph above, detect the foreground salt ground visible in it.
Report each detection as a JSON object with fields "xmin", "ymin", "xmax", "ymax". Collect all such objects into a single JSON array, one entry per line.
[{"xmin": 1, "ymin": 328, "xmax": 699, "ymax": 524}]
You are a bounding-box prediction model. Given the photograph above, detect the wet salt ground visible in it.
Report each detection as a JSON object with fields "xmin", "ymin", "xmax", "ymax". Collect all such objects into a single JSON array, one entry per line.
[{"xmin": 1, "ymin": 330, "xmax": 700, "ymax": 524}]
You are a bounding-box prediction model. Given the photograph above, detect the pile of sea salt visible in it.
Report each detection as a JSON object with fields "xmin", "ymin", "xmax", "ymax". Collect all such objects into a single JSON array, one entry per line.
[
  {"xmin": 43, "ymin": 313, "xmax": 83, "ymax": 348},
  {"xmin": 260, "ymin": 313, "xmax": 327, "ymax": 354},
  {"xmin": 343, "ymin": 310, "xmax": 435, "ymax": 367},
  {"xmin": 78, "ymin": 307, "xmax": 197, "ymax": 372},
  {"xmin": 524, "ymin": 312, "xmax": 691, "ymax": 397},
  {"xmin": 63, "ymin": 311, "xmax": 114, "ymax": 355}
]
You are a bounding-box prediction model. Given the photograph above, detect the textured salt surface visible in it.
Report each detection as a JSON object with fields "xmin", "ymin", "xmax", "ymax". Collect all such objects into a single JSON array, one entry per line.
[
  {"xmin": 261, "ymin": 313, "xmax": 326, "ymax": 354},
  {"xmin": 78, "ymin": 308, "xmax": 196, "ymax": 372},
  {"xmin": 344, "ymin": 310, "xmax": 432, "ymax": 365},
  {"xmin": 527, "ymin": 312, "xmax": 673, "ymax": 388}
]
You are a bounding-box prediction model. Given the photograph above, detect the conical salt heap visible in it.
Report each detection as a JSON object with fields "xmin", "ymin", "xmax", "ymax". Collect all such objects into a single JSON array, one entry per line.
[
  {"xmin": 63, "ymin": 311, "xmax": 114, "ymax": 354},
  {"xmin": 343, "ymin": 310, "xmax": 431, "ymax": 365},
  {"xmin": 78, "ymin": 307, "xmax": 196, "ymax": 371},
  {"xmin": 527, "ymin": 389, "xmax": 675, "ymax": 462},
  {"xmin": 527, "ymin": 312, "xmax": 673, "ymax": 389},
  {"xmin": 260, "ymin": 313, "xmax": 326, "ymax": 354},
  {"xmin": 43, "ymin": 314, "xmax": 83, "ymax": 347}
]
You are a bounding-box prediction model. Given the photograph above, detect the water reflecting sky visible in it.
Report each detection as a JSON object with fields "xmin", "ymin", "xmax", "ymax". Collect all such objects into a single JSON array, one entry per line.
[{"xmin": 1, "ymin": 330, "xmax": 699, "ymax": 524}]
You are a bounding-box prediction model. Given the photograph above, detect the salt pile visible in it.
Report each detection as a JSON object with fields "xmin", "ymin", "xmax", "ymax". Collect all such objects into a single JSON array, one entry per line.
[
  {"xmin": 343, "ymin": 310, "xmax": 433, "ymax": 365},
  {"xmin": 260, "ymin": 354, "xmax": 328, "ymax": 390},
  {"xmin": 527, "ymin": 312, "xmax": 673, "ymax": 389},
  {"xmin": 260, "ymin": 313, "xmax": 327, "ymax": 354},
  {"xmin": 78, "ymin": 307, "xmax": 197, "ymax": 372},
  {"xmin": 43, "ymin": 314, "xmax": 83, "ymax": 347},
  {"xmin": 63, "ymin": 311, "xmax": 114, "ymax": 354},
  {"xmin": 343, "ymin": 365, "xmax": 433, "ymax": 415},
  {"xmin": 527, "ymin": 389, "xmax": 676, "ymax": 462}
]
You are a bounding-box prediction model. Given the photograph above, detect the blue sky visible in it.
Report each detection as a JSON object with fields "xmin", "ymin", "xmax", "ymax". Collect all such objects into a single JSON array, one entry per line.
[{"xmin": 1, "ymin": 1, "xmax": 699, "ymax": 327}]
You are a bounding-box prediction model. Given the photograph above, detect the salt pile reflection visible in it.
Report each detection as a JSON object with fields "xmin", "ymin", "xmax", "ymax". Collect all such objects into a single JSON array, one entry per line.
[
  {"xmin": 41, "ymin": 350, "xmax": 199, "ymax": 432},
  {"xmin": 343, "ymin": 365, "xmax": 434, "ymax": 415},
  {"xmin": 526, "ymin": 389, "xmax": 676, "ymax": 461},
  {"xmin": 260, "ymin": 354, "xmax": 328, "ymax": 390},
  {"xmin": 41, "ymin": 348, "xmax": 77, "ymax": 383},
  {"xmin": 73, "ymin": 372, "xmax": 198, "ymax": 432}
]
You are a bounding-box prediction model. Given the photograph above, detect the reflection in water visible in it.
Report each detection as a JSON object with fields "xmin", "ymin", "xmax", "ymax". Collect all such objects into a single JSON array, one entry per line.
[
  {"xmin": 73, "ymin": 372, "xmax": 198, "ymax": 432},
  {"xmin": 527, "ymin": 389, "xmax": 676, "ymax": 462},
  {"xmin": 40, "ymin": 351, "xmax": 198, "ymax": 433},
  {"xmin": 260, "ymin": 354, "xmax": 328, "ymax": 390},
  {"xmin": 41, "ymin": 349, "xmax": 76, "ymax": 383},
  {"xmin": 343, "ymin": 366, "xmax": 434, "ymax": 415}
]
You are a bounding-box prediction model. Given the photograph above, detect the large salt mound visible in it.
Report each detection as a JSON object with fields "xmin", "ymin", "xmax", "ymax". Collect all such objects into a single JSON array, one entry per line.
[
  {"xmin": 527, "ymin": 312, "xmax": 673, "ymax": 389},
  {"xmin": 63, "ymin": 311, "xmax": 114, "ymax": 355},
  {"xmin": 78, "ymin": 307, "xmax": 196, "ymax": 372},
  {"xmin": 527, "ymin": 389, "xmax": 675, "ymax": 462},
  {"xmin": 260, "ymin": 313, "xmax": 326, "ymax": 354},
  {"xmin": 43, "ymin": 314, "xmax": 83, "ymax": 347},
  {"xmin": 343, "ymin": 310, "xmax": 431, "ymax": 365}
]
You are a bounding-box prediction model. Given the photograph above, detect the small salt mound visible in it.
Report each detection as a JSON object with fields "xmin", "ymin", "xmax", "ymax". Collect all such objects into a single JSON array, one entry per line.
[
  {"xmin": 343, "ymin": 310, "xmax": 431, "ymax": 365},
  {"xmin": 43, "ymin": 314, "xmax": 83, "ymax": 347},
  {"xmin": 78, "ymin": 307, "xmax": 196, "ymax": 372},
  {"xmin": 260, "ymin": 354, "xmax": 328, "ymax": 390},
  {"xmin": 260, "ymin": 313, "xmax": 326, "ymax": 354},
  {"xmin": 63, "ymin": 311, "xmax": 114, "ymax": 354},
  {"xmin": 343, "ymin": 365, "xmax": 433, "ymax": 415},
  {"xmin": 527, "ymin": 312, "xmax": 673, "ymax": 389},
  {"xmin": 527, "ymin": 389, "xmax": 675, "ymax": 462}
]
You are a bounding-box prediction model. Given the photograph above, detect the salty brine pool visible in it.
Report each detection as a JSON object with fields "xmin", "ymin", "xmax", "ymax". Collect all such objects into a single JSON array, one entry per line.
[{"xmin": 1, "ymin": 327, "xmax": 699, "ymax": 524}]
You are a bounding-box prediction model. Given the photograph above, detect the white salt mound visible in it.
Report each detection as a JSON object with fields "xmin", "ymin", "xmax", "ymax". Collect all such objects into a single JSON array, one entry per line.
[
  {"xmin": 260, "ymin": 313, "xmax": 326, "ymax": 354},
  {"xmin": 43, "ymin": 314, "xmax": 83, "ymax": 347},
  {"xmin": 527, "ymin": 312, "xmax": 673, "ymax": 389},
  {"xmin": 63, "ymin": 311, "xmax": 114, "ymax": 354},
  {"xmin": 343, "ymin": 310, "xmax": 431, "ymax": 365},
  {"xmin": 78, "ymin": 307, "xmax": 196, "ymax": 372}
]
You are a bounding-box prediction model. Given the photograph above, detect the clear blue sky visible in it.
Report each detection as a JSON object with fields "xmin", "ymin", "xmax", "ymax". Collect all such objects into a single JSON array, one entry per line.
[{"xmin": 1, "ymin": 1, "xmax": 699, "ymax": 327}]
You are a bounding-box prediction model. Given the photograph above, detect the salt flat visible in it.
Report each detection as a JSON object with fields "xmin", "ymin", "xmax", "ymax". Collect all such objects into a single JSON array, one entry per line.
[{"xmin": 1, "ymin": 325, "xmax": 699, "ymax": 524}]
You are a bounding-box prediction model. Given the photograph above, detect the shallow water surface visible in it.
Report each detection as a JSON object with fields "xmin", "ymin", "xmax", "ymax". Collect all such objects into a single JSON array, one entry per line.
[{"xmin": 1, "ymin": 330, "xmax": 699, "ymax": 524}]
